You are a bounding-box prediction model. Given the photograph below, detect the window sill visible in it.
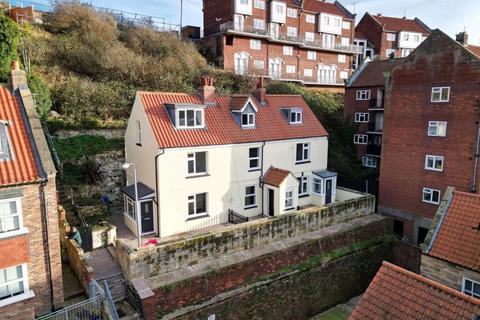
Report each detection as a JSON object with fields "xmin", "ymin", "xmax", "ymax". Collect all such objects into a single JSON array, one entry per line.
[
  {"xmin": 248, "ymin": 168, "xmax": 261, "ymax": 172},
  {"xmin": 186, "ymin": 173, "xmax": 210, "ymax": 179},
  {"xmin": 422, "ymin": 201, "xmax": 440, "ymax": 205},
  {"xmin": 284, "ymin": 207, "xmax": 295, "ymax": 212},
  {"xmin": 0, "ymin": 227, "xmax": 29, "ymax": 240},
  {"xmin": 186, "ymin": 214, "xmax": 209, "ymax": 222},
  {"xmin": 0, "ymin": 290, "xmax": 35, "ymax": 308},
  {"xmin": 425, "ymin": 168, "xmax": 443, "ymax": 172},
  {"xmin": 244, "ymin": 205, "xmax": 258, "ymax": 210},
  {"xmin": 298, "ymin": 194, "xmax": 310, "ymax": 199},
  {"xmin": 295, "ymin": 160, "xmax": 311, "ymax": 165}
]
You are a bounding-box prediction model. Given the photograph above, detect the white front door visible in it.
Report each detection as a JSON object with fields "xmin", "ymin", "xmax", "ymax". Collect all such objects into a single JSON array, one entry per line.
[
  {"xmin": 322, "ymin": 34, "xmax": 335, "ymax": 49},
  {"xmin": 270, "ymin": 23, "xmax": 279, "ymax": 39},
  {"xmin": 234, "ymin": 14, "xmax": 244, "ymax": 31},
  {"xmin": 318, "ymin": 65, "xmax": 337, "ymax": 84},
  {"xmin": 269, "ymin": 59, "xmax": 281, "ymax": 79}
]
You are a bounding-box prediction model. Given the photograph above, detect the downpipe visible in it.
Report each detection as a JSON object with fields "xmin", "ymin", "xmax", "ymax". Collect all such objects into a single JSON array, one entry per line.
[{"xmin": 472, "ymin": 122, "xmax": 480, "ymax": 193}]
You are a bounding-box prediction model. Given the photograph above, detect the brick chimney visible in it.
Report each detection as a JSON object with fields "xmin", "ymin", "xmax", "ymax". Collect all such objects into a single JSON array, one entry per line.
[
  {"xmin": 253, "ymin": 77, "xmax": 266, "ymax": 106},
  {"xmin": 198, "ymin": 76, "xmax": 216, "ymax": 104},
  {"xmin": 456, "ymin": 31, "xmax": 469, "ymax": 45},
  {"xmin": 9, "ymin": 60, "xmax": 27, "ymax": 92}
]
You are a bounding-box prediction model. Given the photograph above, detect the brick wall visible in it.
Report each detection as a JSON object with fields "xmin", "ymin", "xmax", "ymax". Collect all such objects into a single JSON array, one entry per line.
[
  {"xmin": 378, "ymin": 31, "xmax": 480, "ymax": 241},
  {"xmin": 147, "ymin": 217, "xmax": 391, "ymax": 318},
  {"xmin": 355, "ymin": 14, "xmax": 382, "ymax": 56},
  {"xmin": 420, "ymin": 254, "xmax": 480, "ymax": 292},
  {"xmin": 116, "ymin": 193, "xmax": 375, "ymax": 280},
  {"xmin": 0, "ymin": 179, "xmax": 64, "ymax": 317},
  {"xmin": 1, "ymin": 299, "xmax": 36, "ymax": 320}
]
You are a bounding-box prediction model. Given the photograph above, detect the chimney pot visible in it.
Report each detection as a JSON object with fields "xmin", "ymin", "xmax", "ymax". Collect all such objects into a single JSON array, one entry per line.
[{"xmin": 11, "ymin": 61, "xmax": 20, "ymax": 71}]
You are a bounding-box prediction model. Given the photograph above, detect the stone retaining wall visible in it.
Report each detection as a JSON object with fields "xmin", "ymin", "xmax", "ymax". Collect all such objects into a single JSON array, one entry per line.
[
  {"xmin": 116, "ymin": 193, "xmax": 375, "ymax": 280},
  {"xmin": 56, "ymin": 129, "xmax": 125, "ymax": 139}
]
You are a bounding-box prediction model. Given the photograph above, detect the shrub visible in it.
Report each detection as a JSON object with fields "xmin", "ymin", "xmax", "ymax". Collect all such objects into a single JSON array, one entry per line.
[
  {"xmin": 53, "ymin": 135, "xmax": 124, "ymax": 162},
  {"xmin": 28, "ymin": 72, "xmax": 52, "ymax": 119},
  {"xmin": 0, "ymin": 12, "xmax": 21, "ymax": 81}
]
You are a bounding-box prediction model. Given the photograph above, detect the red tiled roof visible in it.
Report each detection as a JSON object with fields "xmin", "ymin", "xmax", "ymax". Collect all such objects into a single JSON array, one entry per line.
[
  {"xmin": 348, "ymin": 58, "xmax": 405, "ymax": 88},
  {"xmin": 350, "ymin": 262, "xmax": 480, "ymax": 320},
  {"xmin": 467, "ymin": 45, "xmax": 480, "ymax": 58},
  {"xmin": 262, "ymin": 167, "xmax": 291, "ymax": 187},
  {"xmin": 285, "ymin": 0, "xmax": 353, "ymax": 20},
  {"xmin": 372, "ymin": 14, "xmax": 431, "ymax": 34},
  {"xmin": 0, "ymin": 86, "xmax": 40, "ymax": 186},
  {"xmin": 428, "ymin": 191, "xmax": 480, "ymax": 272},
  {"xmin": 229, "ymin": 95, "xmax": 253, "ymax": 111},
  {"xmin": 139, "ymin": 92, "xmax": 328, "ymax": 149}
]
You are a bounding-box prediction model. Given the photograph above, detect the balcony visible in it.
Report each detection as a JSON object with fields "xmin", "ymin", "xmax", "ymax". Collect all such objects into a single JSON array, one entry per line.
[
  {"xmin": 367, "ymin": 122, "xmax": 383, "ymax": 134},
  {"xmin": 368, "ymin": 98, "xmax": 384, "ymax": 110},
  {"xmin": 219, "ymin": 21, "xmax": 363, "ymax": 54},
  {"xmin": 366, "ymin": 144, "xmax": 382, "ymax": 157},
  {"xmin": 269, "ymin": 73, "xmax": 345, "ymax": 86}
]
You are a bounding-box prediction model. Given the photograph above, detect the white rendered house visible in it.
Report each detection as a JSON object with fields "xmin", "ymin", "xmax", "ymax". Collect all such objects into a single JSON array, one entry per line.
[{"xmin": 122, "ymin": 76, "xmax": 337, "ymax": 238}]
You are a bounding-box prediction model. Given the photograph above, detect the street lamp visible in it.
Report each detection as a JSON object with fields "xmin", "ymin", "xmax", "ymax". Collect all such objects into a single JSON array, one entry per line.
[{"xmin": 122, "ymin": 163, "xmax": 142, "ymax": 248}]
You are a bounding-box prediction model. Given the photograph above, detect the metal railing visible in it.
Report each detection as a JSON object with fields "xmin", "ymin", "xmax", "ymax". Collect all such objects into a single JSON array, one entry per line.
[
  {"xmin": 366, "ymin": 144, "xmax": 382, "ymax": 156},
  {"xmin": 367, "ymin": 122, "xmax": 383, "ymax": 133},
  {"xmin": 219, "ymin": 21, "xmax": 362, "ymax": 53}
]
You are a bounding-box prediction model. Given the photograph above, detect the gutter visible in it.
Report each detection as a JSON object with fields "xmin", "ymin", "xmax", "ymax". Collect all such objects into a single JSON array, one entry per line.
[{"xmin": 154, "ymin": 149, "xmax": 165, "ymax": 238}]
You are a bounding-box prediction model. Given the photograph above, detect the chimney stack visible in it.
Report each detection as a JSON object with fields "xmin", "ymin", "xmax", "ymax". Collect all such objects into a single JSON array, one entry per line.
[
  {"xmin": 198, "ymin": 75, "xmax": 216, "ymax": 104},
  {"xmin": 8, "ymin": 60, "xmax": 27, "ymax": 92},
  {"xmin": 253, "ymin": 77, "xmax": 266, "ymax": 106},
  {"xmin": 456, "ymin": 31, "xmax": 469, "ymax": 45}
]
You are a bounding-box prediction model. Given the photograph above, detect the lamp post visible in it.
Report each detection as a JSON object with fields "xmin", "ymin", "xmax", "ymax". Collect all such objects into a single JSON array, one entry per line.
[{"xmin": 122, "ymin": 163, "xmax": 142, "ymax": 248}]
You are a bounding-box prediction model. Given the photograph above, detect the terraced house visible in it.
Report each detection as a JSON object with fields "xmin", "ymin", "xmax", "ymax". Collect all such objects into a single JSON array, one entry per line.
[
  {"xmin": 0, "ymin": 62, "xmax": 63, "ymax": 318},
  {"xmin": 201, "ymin": 0, "xmax": 361, "ymax": 89},
  {"xmin": 122, "ymin": 76, "xmax": 337, "ymax": 237}
]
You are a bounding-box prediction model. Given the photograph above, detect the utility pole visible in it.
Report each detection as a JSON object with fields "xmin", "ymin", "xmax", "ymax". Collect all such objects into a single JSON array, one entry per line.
[{"xmin": 180, "ymin": 0, "xmax": 183, "ymax": 29}]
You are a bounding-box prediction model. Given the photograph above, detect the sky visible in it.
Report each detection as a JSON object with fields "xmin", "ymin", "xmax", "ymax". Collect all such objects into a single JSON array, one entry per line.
[{"xmin": 20, "ymin": 0, "xmax": 480, "ymax": 45}]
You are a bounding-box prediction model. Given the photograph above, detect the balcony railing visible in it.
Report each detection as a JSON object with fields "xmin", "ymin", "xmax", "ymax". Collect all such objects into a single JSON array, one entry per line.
[
  {"xmin": 366, "ymin": 144, "xmax": 382, "ymax": 156},
  {"xmin": 369, "ymin": 98, "xmax": 384, "ymax": 109},
  {"xmin": 220, "ymin": 21, "xmax": 363, "ymax": 54},
  {"xmin": 367, "ymin": 122, "xmax": 383, "ymax": 134},
  {"xmin": 269, "ymin": 73, "xmax": 345, "ymax": 86}
]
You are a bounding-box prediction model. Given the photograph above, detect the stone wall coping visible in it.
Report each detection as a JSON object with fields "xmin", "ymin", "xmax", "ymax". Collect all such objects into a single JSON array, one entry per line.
[
  {"xmin": 146, "ymin": 214, "xmax": 384, "ymax": 290},
  {"xmin": 124, "ymin": 194, "xmax": 375, "ymax": 257},
  {"xmin": 132, "ymin": 278, "xmax": 155, "ymax": 299}
]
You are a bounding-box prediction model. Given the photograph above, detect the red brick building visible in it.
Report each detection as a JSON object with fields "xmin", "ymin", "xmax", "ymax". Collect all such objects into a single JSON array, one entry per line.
[
  {"xmin": 344, "ymin": 58, "xmax": 404, "ymax": 174},
  {"xmin": 378, "ymin": 30, "xmax": 480, "ymax": 245},
  {"xmin": 350, "ymin": 261, "xmax": 480, "ymax": 319},
  {"xmin": 201, "ymin": 0, "xmax": 361, "ymax": 89},
  {"xmin": 354, "ymin": 13, "xmax": 431, "ymax": 64},
  {"xmin": 0, "ymin": 63, "xmax": 63, "ymax": 319}
]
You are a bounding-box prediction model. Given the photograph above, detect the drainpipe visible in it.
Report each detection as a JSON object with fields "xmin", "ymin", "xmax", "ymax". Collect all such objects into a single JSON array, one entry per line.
[
  {"xmin": 154, "ymin": 149, "xmax": 165, "ymax": 237},
  {"xmin": 472, "ymin": 122, "xmax": 480, "ymax": 193},
  {"xmin": 259, "ymin": 141, "xmax": 266, "ymax": 215}
]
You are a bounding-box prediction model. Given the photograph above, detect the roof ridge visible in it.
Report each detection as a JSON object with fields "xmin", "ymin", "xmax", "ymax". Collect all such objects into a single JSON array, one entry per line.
[{"xmin": 382, "ymin": 261, "xmax": 480, "ymax": 306}]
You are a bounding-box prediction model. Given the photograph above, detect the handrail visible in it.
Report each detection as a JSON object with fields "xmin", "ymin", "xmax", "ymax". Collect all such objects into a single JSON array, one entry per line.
[{"xmin": 104, "ymin": 280, "xmax": 120, "ymax": 320}]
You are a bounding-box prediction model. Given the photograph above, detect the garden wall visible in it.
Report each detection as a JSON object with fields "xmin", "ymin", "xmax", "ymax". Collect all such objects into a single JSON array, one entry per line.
[{"xmin": 116, "ymin": 193, "xmax": 375, "ymax": 280}]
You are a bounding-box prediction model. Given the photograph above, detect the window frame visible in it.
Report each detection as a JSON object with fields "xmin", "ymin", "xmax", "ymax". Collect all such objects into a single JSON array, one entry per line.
[
  {"xmin": 305, "ymin": 32, "xmax": 315, "ymax": 42},
  {"xmin": 338, "ymin": 54, "xmax": 346, "ymax": 63},
  {"xmin": 306, "ymin": 14, "xmax": 315, "ymax": 24},
  {"xmin": 187, "ymin": 193, "xmax": 208, "ymax": 217},
  {"xmin": 425, "ymin": 155, "xmax": 444, "ymax": 172},
  {"xmin": 285, "ymin": 188, "xmax": 294, "ymax": 209},
  {"xmin": 135, "ymin": 120, "xmax": 142, "ymax": 144},
  {"xmin": 355, "ymin": 113, "xmax": 369, "ymax": 123},
  {"xmin": 283, "ymin": 45, "xmax": 293, "ymax": 56},
  {"xmin": 187, "ymin": 151, "xmax": 207, "ymax": 176},
  {"xmin": 295, "ymin": 142, "xmax": 310, "ymax": 164},
  {"xmin": 386, "ymin": 33, "xmax": 396, "ymax": 41},
  {"xmin": 241, "ymin": 112, "xmax": 255, "ymax": 128},
  {"xmin": 0, "ymin": 197, "xmax": 24, "ymax": 238},
  {"xmin": 248, "ymin": 147, "xmax": 261, "ymax": 170},
  {"xmin": 253, "ymin": 0, "xmax": 265, "ymax": 9},
  {"xmin": 431, "ymin": 87, "xmax": 450, "ymax": 103},
  {"xmin": 313, "ymin": 177, "xmax": 323, "ymax": 195},
  {"xmin": 428, "ymin": 121, "xmax": 447, "ymax": 137},
  {"xmin": 287, "ymin": 26, "xmax": 298, "ymax": 38},
  {"xmin": 462, "ymin": 277, "xmax": 480, "ymax": 299},
  {"xmin": 342, "ymin": 21, "xmax": 350, "ymax": 29},
  {"xmin": 250, "ymin": 39, "xmax": 262, "ymax": 50},
  {"xmin": 307, "ymin": 51, "xmax": 317, "ymax": 60},
  {"xmin": 0, "ymin": 263, "xmax": 30, "ymax": 306},
  {"xmin": 286, "ymin": 8, "xmax": 297, "ymax": 18},
  {"xmin": 286, "ymin": 65, "xmax": 296, "ymax": 74},
  {"xmin": 0, "ymin": 123, "xmax": 12, "ymax": 161},
  {"xmin": 356, "ymin": 90, "xmax": 371, "ymax": 101},
  {"xmin": 253, "ymin": 59, "xmax": 265, "ymax": 70},
  {"xmin": 422, "ymin": 188, "xmax": 441, "ymax": 205},
  {"xmin": 244, "ymin": 185, "xmax": 257, "ymax": 209},
  {"xmin": 298, "ymin": 176, "xmax": 309, "ymax": 197},
  {"xmin": 354, "ymin": 134, "xmax": 368, "ymax": 145},
  {"xmin": 362, "ymin": 156, "xmax": 377, "ymax": 168},
  {"xmin": 253, "ymin": 18, "xmax": 265, "ymax": 30},
  {"xmin": 290, "ymin": 111, "xmax": 302, "ymax": 124},
  {"xmin": 176, "ymin": 108, "xmax": 205, "ymax": 129},
  {"xmin": 304, "ymin": 68, "xmax": 313, "ymax": 77}
]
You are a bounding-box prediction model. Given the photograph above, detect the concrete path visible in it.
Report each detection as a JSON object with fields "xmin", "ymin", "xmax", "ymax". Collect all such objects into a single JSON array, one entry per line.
[{"xmin": 310, "ymin": 295, "xmax": 361, "ymax": 320}]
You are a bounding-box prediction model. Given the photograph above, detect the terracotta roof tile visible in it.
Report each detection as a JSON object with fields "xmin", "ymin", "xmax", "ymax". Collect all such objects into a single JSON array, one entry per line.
[
  {"xmin": 139, "ymin": 92, "xmax": 328, "ymax": 149},
  {"xmin": 348, "ymin": 58, "xmax": 405, "ymax": 88},
  {"xmin": 467, "ymin": 45, "xmax": 480, "ymax": 58},
  {"xmin": 428, "ymin": 191, "xmax": 480, "ymax": 272},
  {"xmin": 350, "ymin": 262, "xmax": 480, "ymax": 320},
  {"xmin": 229, "ymin": 95, "xmax": 250, "ymax": 111},
  {"xmin": 372, "ymin": 14, "xmax": 431, "ymax": 34},
  {"xmin": 0, "ymin": 86, "xmax": 40, "ymax": 186},
  {"xmin": 299, "ymin": 0, "xmax": 352, "ymax": 19},
  {"xmin": 262, "ymin": 167, "xmax": 291, "ymax": 187}
]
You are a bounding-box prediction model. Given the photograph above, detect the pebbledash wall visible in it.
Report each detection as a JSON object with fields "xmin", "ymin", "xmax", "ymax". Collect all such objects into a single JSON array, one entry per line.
[{"xmin": 116, "ymin": 190, "xmax": 374, "ymax": 280}]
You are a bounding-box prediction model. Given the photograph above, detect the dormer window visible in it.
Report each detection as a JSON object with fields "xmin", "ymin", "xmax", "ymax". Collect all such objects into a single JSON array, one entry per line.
[
  {"xmin": 242, "ymin": 113, "xmax": 255, "ymax": 127},
  {"xmin": 290, "ymin": 110, "xmax": 302, "ymax": 124},
  {"xmin": 0, "ymin": 121, "xmax": 12, "ymax": 161},
  {"xmin": 168, "ymin": 104, "xmax": 206, "ymax": 129}
]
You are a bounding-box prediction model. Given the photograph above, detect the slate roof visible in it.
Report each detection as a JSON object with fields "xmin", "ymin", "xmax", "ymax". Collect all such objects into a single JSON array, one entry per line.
[
  {"xmin": 371, "ymin": 14, "xmax": 431, "ymax": 34},
  {"xmin": 122, "ymin": 182, "xmax": 155, "ymax": 200},
  {"xmin": 139, "ymin": 92, "xmax": 328, "ymax": 149},
  {"xmin": 262, "ymin": 167, "xmax": 291, "ymax": 187},
  {"xmin": 350, "ymin": 262, "xmax": 480, "ymax": 320},
  {"xmin": 0, "ymin": 86, "xmax": 40, "ymax": 186},
  {"xmin": 427, "ymin": 191, "xmax": 480, "ymax": 272},
  {"xmin": 348, "ymin": 58, "xmax": 405, "ymax": 88}
]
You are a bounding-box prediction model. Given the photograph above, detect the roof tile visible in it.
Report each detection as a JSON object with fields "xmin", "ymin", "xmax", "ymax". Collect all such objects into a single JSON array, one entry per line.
[
  {"xmin": 0, "ymin": 86, "xmax": 40, "ymax": 186},
  {"xmin": 262, "ymin": 167, "xmax": 291, "ymax": 187},
  {"xmin": 372, "ymin": 14, "xmax": 431, "ymax": 34},
  {"xmin": 350, "ymin": 262, "xmax": 480, "ymax": 320},
  {"xmin": 348, "ymin": 59, "xmax": 405, "ymax": 88}
]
